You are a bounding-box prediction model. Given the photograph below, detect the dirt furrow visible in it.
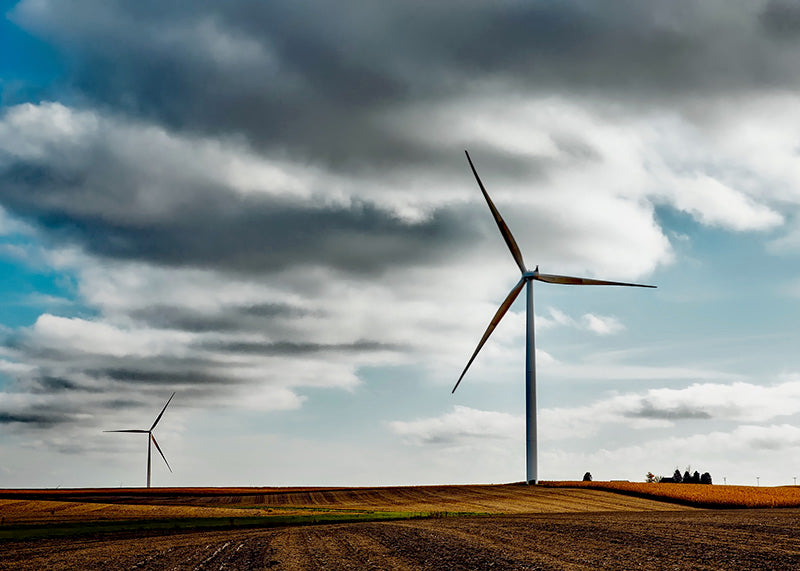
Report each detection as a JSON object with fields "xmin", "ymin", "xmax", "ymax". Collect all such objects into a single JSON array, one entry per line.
[{"xmin": 2, "ymin": 509, "xmax": 799, "ymax": 570}]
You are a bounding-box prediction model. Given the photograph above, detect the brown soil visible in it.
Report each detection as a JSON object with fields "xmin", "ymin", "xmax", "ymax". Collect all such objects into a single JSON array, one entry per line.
[{"xmin": 1, "ymin": 508, "xmax": 798, "ymax": 570}]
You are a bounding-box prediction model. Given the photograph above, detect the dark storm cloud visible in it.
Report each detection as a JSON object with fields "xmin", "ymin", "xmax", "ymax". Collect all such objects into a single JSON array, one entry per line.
[
  {"xmin": 32, "ymin": 376, "xmax": 89, "ymax": 393},
  {"xmin": 0, "ymin": 348, "xmax": 249, "ymax": 428},
  {"xmin": 15, "ymin": 352, "xmax": 238, "ymax": 389},
  {"xmin": 201, "ymin": 339, "xmax": 404, "ymax": 356},
  {"xmin": 2, "ymin": 0, "xmax": 786, "ymax": 277},
  {"xmin": 0, "ymin": 395, "xmax": 160, "ymax": 432},
  {"xmin": 130, "ymin": 303, "xmax": 316, "ymax": 333},
  {"xmin": 0, "ymin": 157, "xmax": 471, "ymax": 276},
  {"xmin": 760, "ymin": 0, "xmax": 800, "ymax": 39},
  {"xmin": 0, "ymin": 410, "xmax": 76, "ymax": 428},
  {"xmin": 81, "ymin": 201, "xmax": 463, "ymax": 275},
  {"xmin": 11, "ymin": 0, "xmax": 798, "ymax": 167},
  {"xmin": 626, "ymin": 401, "xmax": 713, "ymax": 420},
  {"xmin": 5, "ymin": 328, "xmax": 240, "ymax": 387},
  {"xmin": 101, "ymin": 369, "xmax": 239, "ymax": 386}
]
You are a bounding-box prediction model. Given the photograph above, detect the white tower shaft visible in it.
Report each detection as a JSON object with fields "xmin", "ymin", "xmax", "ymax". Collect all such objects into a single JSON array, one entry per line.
[{"xmin": 525, "ymin": 278, "xmax": 537, "ymax": 484}]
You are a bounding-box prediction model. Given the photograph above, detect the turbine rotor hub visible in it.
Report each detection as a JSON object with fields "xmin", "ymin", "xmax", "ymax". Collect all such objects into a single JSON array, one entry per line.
[{"xmin": 522, "ymin": 267, "xmax": 539, "ymax": 279}]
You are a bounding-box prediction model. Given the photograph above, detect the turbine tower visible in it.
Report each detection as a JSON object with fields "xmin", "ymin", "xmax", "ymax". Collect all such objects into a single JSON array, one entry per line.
[
  {"xmin": 105, "ymin": 392, "xmax": 175, "ymax": 488},
  {"xmin": 452, "ymin": 151, "xmax": 655, "ymax": 485}
]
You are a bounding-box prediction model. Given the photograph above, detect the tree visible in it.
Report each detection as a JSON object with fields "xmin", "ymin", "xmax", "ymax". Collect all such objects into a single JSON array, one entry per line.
[
  {"xmin": 646, "ymin": 472, "xmax": 656, "ymax": 483},
  {"xmin": 700, "ymin": 472, "xmax": 712, "ymax": 485},
  {"xmin": 683, "ymin": 470, "xmax": 691, "ymax": 483},
  {"xmin": 673, "ymin": 469, "xmax": 683, "ymax": 483},
  {"xmin": 583, "ymin": 472, "xmax": 592, "ymax": 482},
  {"xmin": 692, "ymin": 471, "xmax": 701, "ymax": 484}
]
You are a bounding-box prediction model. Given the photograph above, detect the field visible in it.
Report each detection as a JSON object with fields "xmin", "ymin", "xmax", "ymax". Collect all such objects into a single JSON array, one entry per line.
[
  {"xmin": 543, "ymin": 480, "xmax": 800, "ymax": 508},
  {"xmin": 0, "ymin": 484, "xmax": 692, "ymax": 527},
  {"xmin": 1, "ymin": 483, "xmax": 799, "ymax": 570}
]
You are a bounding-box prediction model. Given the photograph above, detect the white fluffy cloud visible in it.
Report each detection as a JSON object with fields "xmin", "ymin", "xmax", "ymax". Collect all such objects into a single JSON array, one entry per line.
[
  {"xmin": 29, "ymin": 314, "xmax": 194, "ymax": 358},
  {"xmin": 582, "ymin": 313, "xmax": 624, "ymax": 335},
  {"xmin": 393, "ymin": 381, "xmax": 800, "ymax": 449},
  {"xmin": 399, "ymin": 92, "xmax": 798, "ymax": 264},
  {"xmin": 389, "ymin": 405, "xmax": 523, "ymax": 446},
  {"xmin": 667, "ymin": 174, "xmax": 782, "ymax": 231},
  {"xmin": 544, "ymin": 423, "xmax": 800, "ymax": 485},
  {"xmin": 537, "ymin": 309, "xmax": 624, "ymax": 336},
  {"xmin": 542, "ymin": 380, "xmax": 800, "ymax": 440},
  {"xmin": 390, "ymin": 384, "xmax": 800, "ymax": 486}
]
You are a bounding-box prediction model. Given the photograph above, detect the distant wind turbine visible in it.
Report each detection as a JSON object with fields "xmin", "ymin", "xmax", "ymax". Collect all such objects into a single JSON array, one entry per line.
[
  {"xmin": 452, "ymin": 151, "xmax": 655, "ymax": 485},
  {"xmin": 104, "ymin": 392, "xmax": 175, "ymax": 488}
]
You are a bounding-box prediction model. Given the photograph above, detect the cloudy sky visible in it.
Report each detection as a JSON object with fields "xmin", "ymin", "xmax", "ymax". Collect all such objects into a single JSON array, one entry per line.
[{"xmin": 3, "ymin": 0, "xmax": 800, "ymax": 488}]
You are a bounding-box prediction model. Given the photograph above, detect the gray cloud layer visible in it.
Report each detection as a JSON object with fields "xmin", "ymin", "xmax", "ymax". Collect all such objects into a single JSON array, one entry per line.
[
  {"xmin": 3, "ymin": 0, "xmax": 795, "ymax": 277},
  {"xmin": 13, "ymin": 1, "xmax": 800, "ymax": 163},
  {"xmin": 2, "ymin": 160, "xmax": 467, "ymax": 275},
  {"xmin": 2, "ymin": 0, "xmax": 798, "ymax": 436}
]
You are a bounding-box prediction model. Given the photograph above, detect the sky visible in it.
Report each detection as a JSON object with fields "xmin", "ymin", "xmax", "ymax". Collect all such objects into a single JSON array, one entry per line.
[{"xmin": 3, "ymin": 0, "xmax": 800, "ymax": 488}]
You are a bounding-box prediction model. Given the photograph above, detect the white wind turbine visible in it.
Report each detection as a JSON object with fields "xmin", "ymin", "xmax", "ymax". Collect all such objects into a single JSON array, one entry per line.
[
  {"xmin": 453, "ymin": 151, "xmax": 656, "ymax": 485},
  {"xmin": 105, "ymin": 392, "xmax": 175, "ymax": 488}
]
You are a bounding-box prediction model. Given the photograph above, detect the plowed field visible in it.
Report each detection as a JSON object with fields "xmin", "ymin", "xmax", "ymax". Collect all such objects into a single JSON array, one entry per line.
[
  {"xmin": 2, "ymin": 508, "xmax": 798, "ymax": 570},
  {"xmin": 0, "ymin": 498, "xmax": 300, "ymax": 525},
  {"xmin": 3, "ymin": 485, "xmax": 798, "ymax": 569},
  {"xmin": 0, "ymin": 484, "xmax": 694, "ymax": 521},
  {"xmin": 110, "ymin": 484, "xmax": 694, "ymax": 514}
]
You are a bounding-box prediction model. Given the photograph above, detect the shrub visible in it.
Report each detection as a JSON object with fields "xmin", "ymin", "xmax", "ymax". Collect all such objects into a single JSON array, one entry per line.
[{"xmin": 582, "ymin": 472, "xmax": 592, "ymax": 482}]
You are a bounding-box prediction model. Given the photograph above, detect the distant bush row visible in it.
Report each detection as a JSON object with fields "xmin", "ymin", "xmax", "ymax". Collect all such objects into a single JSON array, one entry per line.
[{"xmin": 646, "ymin": 469, "xmax": 712, "ymax": 484}]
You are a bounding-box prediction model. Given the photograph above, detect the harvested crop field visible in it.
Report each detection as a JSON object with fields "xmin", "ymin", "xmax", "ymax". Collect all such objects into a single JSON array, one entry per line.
[
  {"xmin": 3, "ymin": 484, "xmax": 799, "ymax": 569},
  {"xmin": 0, "ymin": 498, "xmax": 293, "ymax": 526},
  {"xmin": 1, "ymin": 508, "xmax": 798, "ymax": 570},
  {"xmin": 164, "ymin": 484, "xmax": 694, "ymax": 513},
  {"xmin": 544, "ymin": 480, "xmax": 800, "ymax": 508},
  {"xmin": 0, "ymin": 484, "xmax": 694, "ymax": 520}
]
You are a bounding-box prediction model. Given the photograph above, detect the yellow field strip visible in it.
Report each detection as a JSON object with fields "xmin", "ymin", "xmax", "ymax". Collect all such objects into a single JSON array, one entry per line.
[
  {"xmin": 543, "ymin": 481, "xmax": 800, "ymax": 508},
  {"xmin": 0, "ymin": 498, "xmax": 317, "ymax": 525}
]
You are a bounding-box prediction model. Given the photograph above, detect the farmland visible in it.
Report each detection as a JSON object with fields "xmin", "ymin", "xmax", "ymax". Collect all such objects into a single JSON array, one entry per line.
[
  {"xmin": 0, "ymin": 483, "xmax": 689, "ymax": 527},
  {"xmin": 543, "ymin": 480, "xmax": 800, "ymax": 508},
  {"xmin": 1, "ymin": 483, "xmax": 799, "ymax": 570}
]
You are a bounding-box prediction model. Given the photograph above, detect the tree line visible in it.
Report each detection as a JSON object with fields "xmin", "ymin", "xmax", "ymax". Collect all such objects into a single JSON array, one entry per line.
[{"xmin": 646, "ymin": 468, "xmax": 712, "ymax": 484}]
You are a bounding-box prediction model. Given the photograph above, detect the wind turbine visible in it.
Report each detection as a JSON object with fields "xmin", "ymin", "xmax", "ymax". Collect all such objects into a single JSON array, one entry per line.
[
  {"xmin": 104, "ymin": 392, "xmax": 175, "ymax": 488},
  {"xmin": 452, "ymin": 151, "xmax": 655, "ymax": 485}
]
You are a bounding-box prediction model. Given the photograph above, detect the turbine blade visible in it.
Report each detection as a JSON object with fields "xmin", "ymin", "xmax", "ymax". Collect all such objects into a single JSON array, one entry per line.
[
  {"xmin": 103, "ymin": 429, "xmax": 148, "ymax": 433},
  {"xmin": 453, "ymin": 278, "xmax": 526, "ymax": 393},
  {"xmin": 150, "ymin": 434, "xmax": 172, "ymax": 473},
  {"xmin": 534, "ymin": 273, "xmax": 656, "ymax": 288},
  {"xmin": 150, "ymin": 392, "xmax": 176, "ymax": 431},
  {"xmin": 465, "ymin": 150, "xmax": 527, "ymax": 274}
]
